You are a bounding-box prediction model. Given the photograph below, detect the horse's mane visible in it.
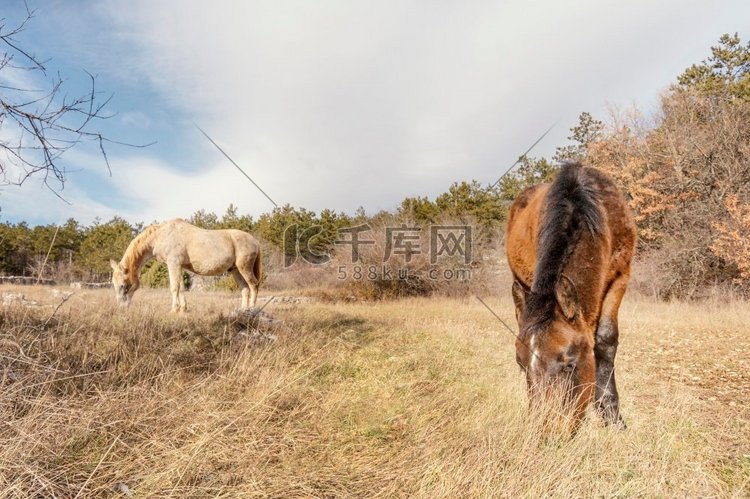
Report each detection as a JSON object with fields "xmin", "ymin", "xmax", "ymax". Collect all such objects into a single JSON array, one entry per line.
[
  {"xmin": 121, "ymin": 222, "xmax": 163, "ymax": 273},
  {"xmin": 524, "ymin": 162, "xmax": 604, "ymax": 331}
]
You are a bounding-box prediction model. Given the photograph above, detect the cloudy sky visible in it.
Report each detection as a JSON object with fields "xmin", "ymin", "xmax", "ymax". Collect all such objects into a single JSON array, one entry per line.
[{"xmin": 1, "ymin": 0, "xmax": 748, "ymax": 226}]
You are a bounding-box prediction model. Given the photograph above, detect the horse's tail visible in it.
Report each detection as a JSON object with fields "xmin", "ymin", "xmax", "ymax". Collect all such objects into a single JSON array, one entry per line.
[{"xmin": 254, "ymin": 246, "xmax": 263, "ymax": 284}]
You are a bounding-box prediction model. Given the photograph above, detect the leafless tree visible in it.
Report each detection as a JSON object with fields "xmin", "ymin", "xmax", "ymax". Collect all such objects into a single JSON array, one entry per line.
[{"xmin": 0, "ymin": 4, "xmax": 141, "ymax": 196}]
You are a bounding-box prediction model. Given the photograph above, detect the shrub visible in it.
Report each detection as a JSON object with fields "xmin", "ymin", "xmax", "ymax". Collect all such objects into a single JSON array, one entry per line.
[{"xmin": 326, "ymin": 215, "xmax": 492, "ymax": 301}]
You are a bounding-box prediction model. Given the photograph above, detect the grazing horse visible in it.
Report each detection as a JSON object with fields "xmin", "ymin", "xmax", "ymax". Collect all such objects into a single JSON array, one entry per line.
[
  {"xmin": 110, "ymin": 219, "xmax": 262, "ymax": 312},
  {"xmin": 506, "ymin": 162, "xmax": 636, "ymax": 428}
]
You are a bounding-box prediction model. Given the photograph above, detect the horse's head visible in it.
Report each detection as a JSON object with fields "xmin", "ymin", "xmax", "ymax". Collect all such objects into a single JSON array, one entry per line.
[
  {"xmin": 110, "ymin": 259, "xmax": 139, "ymax": 307},
  {"xmin": 512, "ymin": 276, "xmax": 596, "ymax": 424}
]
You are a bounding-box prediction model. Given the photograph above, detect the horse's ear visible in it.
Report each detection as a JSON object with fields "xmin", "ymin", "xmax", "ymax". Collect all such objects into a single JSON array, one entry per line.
[
  {"xmin": 512, "ymin": 280, "xmax": 528, "ymax": 323},
  {"xmin": 512, "ymin": 280, "xmax": 527, "ymax": 309},
  {"xmin": 555, "ymin": 275, "xmax": 578, "ymax": 320},
  {"xmin": 110, "ymin": 259, "xmax": 120, "ymax": 272}
]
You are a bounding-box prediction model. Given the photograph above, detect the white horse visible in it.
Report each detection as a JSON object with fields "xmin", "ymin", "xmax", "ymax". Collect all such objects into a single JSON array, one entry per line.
[{"xmin": 111, "ymin": 219, "xmax": 262, "ymax": 312}]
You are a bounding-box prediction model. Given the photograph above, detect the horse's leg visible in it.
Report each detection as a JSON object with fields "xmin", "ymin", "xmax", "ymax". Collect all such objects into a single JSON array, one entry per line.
[
  {"xmin": 249, "ymin": 279, "xmax": 258, "ymax": 307},
  {"xmin": 231, "ymin": 269, "xmax": 250, "ymax": 309},
  {"xmin": 594, "ymin": 273, "xmax": 629, "ymax": 428},
  {"xmin": 237, "ymin": 262, "xmax": 258, "ymax": 308},
  {"xmin": 167, "ymin": 263, "xmax": 184, "ymax": 313}
]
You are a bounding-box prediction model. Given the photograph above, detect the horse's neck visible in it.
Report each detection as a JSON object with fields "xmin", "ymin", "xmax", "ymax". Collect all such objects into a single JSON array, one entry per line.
[{"xmin": 121, "ymin": 231, "xmax": 157, "ymax": 276}]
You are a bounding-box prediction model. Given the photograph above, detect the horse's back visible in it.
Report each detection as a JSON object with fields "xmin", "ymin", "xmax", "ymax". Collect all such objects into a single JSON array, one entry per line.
[
  {"xmin": 506, "ymin": 183, "xmax": 549, "ymax": 286},
  {"xmin": 155, "ymin": 220, "xmax": 260, "ymax": 272},
  {"xmin": 163, "ymin": 220, "xmax": 257, "ymax": 245},
  {"xmin": 573, "ymin": 167, "xmax": 636, "ymax": 278},
  {"xmin": 162, "ymin": 219, "xmax": 233, "ymax": 249},
  {"xmin": 506, "ymin": 166, "xmax": 636, "ymax": 290},
  {"xmin": 586, "ymin": 169, "xmax": 637, "ymax": 277}
]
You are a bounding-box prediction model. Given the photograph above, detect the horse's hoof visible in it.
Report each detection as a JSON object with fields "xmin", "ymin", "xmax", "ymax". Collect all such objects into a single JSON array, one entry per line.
[{"xmin": 605, "ymin": 415, "xmax": 627, "ymax": 430}]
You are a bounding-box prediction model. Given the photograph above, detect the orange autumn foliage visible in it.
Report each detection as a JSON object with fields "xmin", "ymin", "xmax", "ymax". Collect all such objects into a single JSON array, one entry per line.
[{"xmin": 711, "ymin": 195, "xmax": 750, "ymax": 281}]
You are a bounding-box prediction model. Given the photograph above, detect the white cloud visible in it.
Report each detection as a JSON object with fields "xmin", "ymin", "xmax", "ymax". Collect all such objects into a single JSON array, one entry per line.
[
  {"xmin": 4, "ymin": 0, "xmax": 750, "ymax": 224},
  {"xmin": 119, "ymin": 112, "xmax": 152, "ymax": 129},
  {"xmin": 97, "ymin": 0, "xmax": 747, "ymax": 215},
  {"xmin": 1, "ymin": 150, "xmax": 279, "ymax": 225},
  {"xmin": 0, "ymin": 177, "xmax": 120, "ymax": 226},
  {"xmin": 108, "ymin": 155, "xmax": 280, "ymax": 222}
]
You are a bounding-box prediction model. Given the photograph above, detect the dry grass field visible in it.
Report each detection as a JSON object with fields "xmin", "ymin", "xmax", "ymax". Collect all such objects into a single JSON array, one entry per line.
[{"xmin": 0, "ymin": 284, "xmax": 748, "ymax": 497}]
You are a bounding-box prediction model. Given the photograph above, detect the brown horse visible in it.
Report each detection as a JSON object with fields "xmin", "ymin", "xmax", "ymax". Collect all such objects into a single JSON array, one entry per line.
[{"xmin": 506, "ymin": 162, "xmax": 636, "ymax": 428}]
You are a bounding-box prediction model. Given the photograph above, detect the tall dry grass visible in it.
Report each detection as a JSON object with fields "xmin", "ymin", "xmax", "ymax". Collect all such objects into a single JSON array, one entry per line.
[{"xmin": 0, "ymin": 285, "xmax": 747, "ymax": 497}]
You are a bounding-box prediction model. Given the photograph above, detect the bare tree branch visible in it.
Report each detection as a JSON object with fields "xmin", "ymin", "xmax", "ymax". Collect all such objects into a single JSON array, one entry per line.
[{"xmin": 0, "ymin": 6, "xmax": 155, "ymax": 197}]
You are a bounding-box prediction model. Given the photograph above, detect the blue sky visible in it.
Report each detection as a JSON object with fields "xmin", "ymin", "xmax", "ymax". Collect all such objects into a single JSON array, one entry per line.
[{"xmin": 1, "ymin": 0, "xmax": 749, "ymax": 226}]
